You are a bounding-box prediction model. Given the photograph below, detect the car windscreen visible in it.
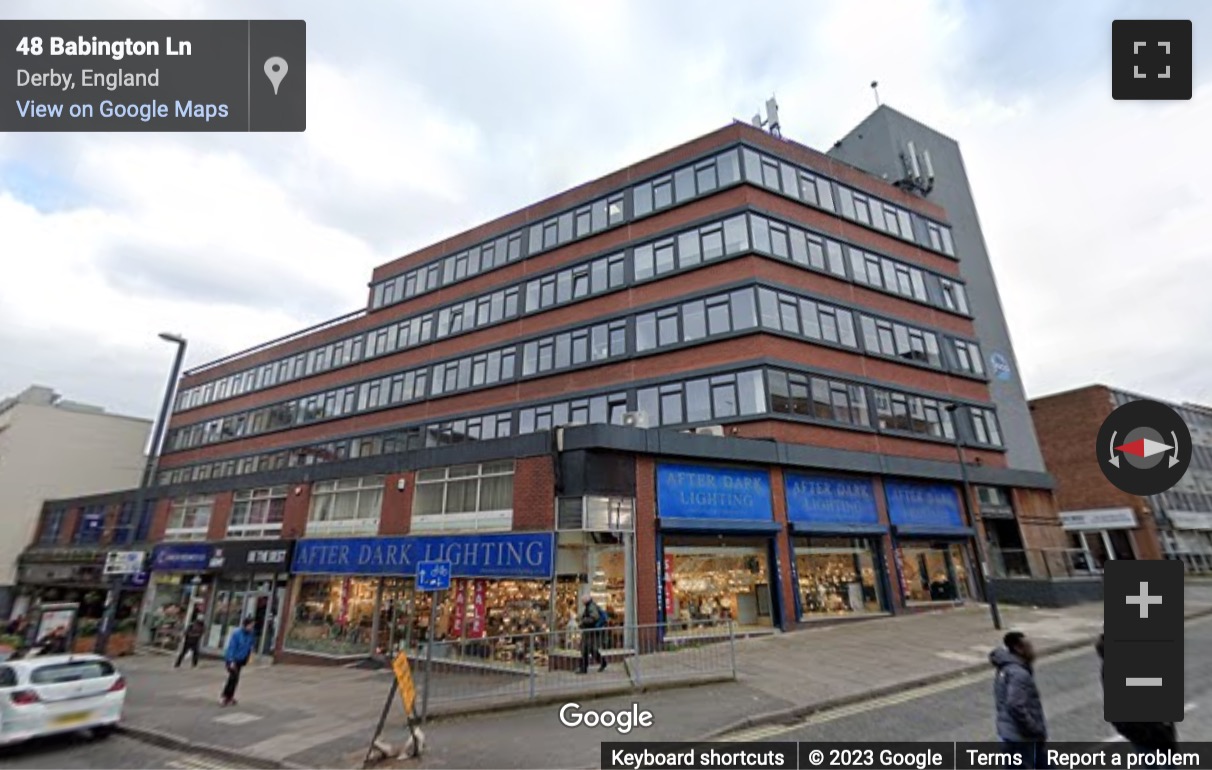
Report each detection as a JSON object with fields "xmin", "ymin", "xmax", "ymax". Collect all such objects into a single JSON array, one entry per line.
[{"xmin": 29, "ymin": 660, "xmax": 116, "ymax": 684}]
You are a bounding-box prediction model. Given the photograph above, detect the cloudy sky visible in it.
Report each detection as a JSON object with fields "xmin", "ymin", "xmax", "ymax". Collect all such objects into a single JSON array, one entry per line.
[{"xmin": 2, "ymin": 0, "xmax": 1209, "ymax": 421}]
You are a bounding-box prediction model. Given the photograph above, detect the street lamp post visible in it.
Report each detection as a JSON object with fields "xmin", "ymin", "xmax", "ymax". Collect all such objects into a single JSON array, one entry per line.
[
  {"xmin": 95, "ymin": 333, "xmax": 188, "ymax": 656},
  {"xmin": 945, "ymin": 403, "xmax": 1003, "ymax": 631}
]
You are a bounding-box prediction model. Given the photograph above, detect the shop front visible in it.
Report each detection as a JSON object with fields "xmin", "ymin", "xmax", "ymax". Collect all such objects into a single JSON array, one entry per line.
[
  {"xmin": 12, "ymin": 549, "xmax": 149, "ymax": 651},
  {"xmin": 784, "ymin": 473, "xmax": 890, "ymax": 620},
  {"xmin": 201, "ymin": 540, "xmax": 294, "ymax": 657},
  {"xmin": 141, "ymin": 543, "xmax": 214, "ymax": 649},
  {"xmin": 1060, "ymin": 508, "xmax": 1139, "ymax": 571},
  {"xmin": 885, "ymin": 479, "xmax": 976, "ymax": 607},
  {"xmin": 655, "ymin": 463, "xmax": 784, "ymax": 634},
  {"xmin": 284, "ymin": 531, "xmax": 556, "ymax": 663}
]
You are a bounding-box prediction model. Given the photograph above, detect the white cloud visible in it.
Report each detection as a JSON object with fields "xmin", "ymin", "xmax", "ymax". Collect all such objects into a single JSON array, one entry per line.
[{"xmin": 2, "ymin": 0, "xmax": 1210, "ymax": 425}]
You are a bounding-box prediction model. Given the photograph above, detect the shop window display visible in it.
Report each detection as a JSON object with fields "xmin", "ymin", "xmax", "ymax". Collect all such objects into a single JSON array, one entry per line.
[
  {"xmin": 898, "ymin": 542, "xmax": 971, "ymax": 604},
  {"xmin": 795, "ymin": 537, "xmax": 884, "ymax": 616},
  {"xmin": 666, "ymin": 546, "xmax": 773, "ymax": 632},
  {"xmin": 554, "ymin": 549, "xmax": 627, "ymax": 654},
  {"xmin": 285, "ymin": 577, "xmax": 377, "ymax": 656}
]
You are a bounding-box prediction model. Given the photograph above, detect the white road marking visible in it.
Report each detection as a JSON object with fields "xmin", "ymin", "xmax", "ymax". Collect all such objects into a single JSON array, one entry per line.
[
  {"xmin": 936, "ymin": 651, "xmax": 985, "ymax": 665},
  {"xmin": 166, "ymin": 756, "xmax": 248, "ymax": 770},
  {"xmin": 213, "ymin": 711, "xmax": 263, "ymax": 725}
]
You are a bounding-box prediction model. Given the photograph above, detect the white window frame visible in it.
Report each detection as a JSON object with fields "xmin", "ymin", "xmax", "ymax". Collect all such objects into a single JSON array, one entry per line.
[
  {"xmin": 411, "ymin": 461, "xmax": 514, "ymax": 533},
  {"xmin": 306, "ymin": 476, "xmax": 385, "ymax": 537},
  {"xmin": 227, "ymin": 486, "xmax": 288, "ymax": 539},
  {"xmin": 165, "ymin": 495, "xmax": 214, "ymax": 541}
]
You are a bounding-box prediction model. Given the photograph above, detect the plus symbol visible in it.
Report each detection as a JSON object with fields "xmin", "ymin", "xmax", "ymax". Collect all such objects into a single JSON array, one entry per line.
[{"xmin": 1126, "ymin": 581, "xmax": 1163, "ymax": 619}]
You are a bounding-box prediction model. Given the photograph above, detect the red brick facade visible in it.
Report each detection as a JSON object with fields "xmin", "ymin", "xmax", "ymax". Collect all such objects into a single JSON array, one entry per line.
[{"xmin": 1030, "ymin": 385, "xmax": 1163, "ymax": 560}]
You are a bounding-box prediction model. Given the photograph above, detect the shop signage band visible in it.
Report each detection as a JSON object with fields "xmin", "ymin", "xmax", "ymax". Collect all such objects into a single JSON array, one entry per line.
[
  {"xmin": 884, "ymin": 479, "xmax": 964, "ymax": 530},
  {"xmin": 150, "ymin": 543, "xmax": 213, "ymax": 572},
  {"xmin": 785, "ymin": 474, "xmax": 880, "ymax": 525},
  {"xmin": 291, "ymin": 532, "xmax": 555, "ymax": 579},
  {"xmin": 657, "ymin": 463, "xmax": 773, "ymax": 521}
]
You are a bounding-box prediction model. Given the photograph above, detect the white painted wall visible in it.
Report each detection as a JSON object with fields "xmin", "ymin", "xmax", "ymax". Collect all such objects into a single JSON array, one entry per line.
[{"xmin": 0, "ymin": 387, "xmax": 150, "ymax": 594}]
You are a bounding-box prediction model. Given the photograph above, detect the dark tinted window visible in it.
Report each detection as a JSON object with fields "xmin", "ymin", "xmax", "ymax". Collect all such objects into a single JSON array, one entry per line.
[
  {"xmin": 0, "ymin": 665, "xmax": 16, "ymax": 687},
  {"xmin": 31, "ymin": 660, "xmax": 116, "ymax": 684}
]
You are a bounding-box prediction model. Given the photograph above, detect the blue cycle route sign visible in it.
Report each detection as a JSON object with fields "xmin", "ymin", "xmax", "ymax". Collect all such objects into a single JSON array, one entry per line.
[{"xmin": 416, "ymin": 560, "xmax": 452, "ymax": 592}]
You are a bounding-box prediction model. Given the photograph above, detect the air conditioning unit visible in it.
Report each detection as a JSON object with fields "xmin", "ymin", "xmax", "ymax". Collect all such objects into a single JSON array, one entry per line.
[
  {"xmin": 622, "ymin": 410, "xmax": 649, "ymax": 428},
  {"xmin": 694, "ymin": 425, "xmax": 725, "ymax": 437}
]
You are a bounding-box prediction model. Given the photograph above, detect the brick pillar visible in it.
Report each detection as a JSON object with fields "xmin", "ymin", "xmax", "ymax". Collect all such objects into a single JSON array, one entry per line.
[
  {"xmin": 512, "ymin": 456, "xmax": 555, "ymax": 531},
  {"xmin": 1135, "ymin": 507, "xmax": 1165, "ymax": 560},
  {"xmin": 634, "ymin": 457, "xmax": 659, "ymax": 626},
  {"xmin": 148, "ymin": 498, "xmax": 173, "ymax": 542},
  {"xmin": 207, "ymin": 492, "xmax": 234, "ymax": 541},
  {"xmin": 281, "ymin": 483, "xmax": 312, "ymax": 540},
  {"xmin": 58, "ymin": 507, "xmax": 80, "ymax": 546},
  {"xmin": 101, "ymin": 504, "xmax": 118, "ymax": 545},
  {"xmin": 873, "ymin": 478, "xmax": 905, "ymax": 613},
  {"xmin": 380, "ymin": 472, "xmax": 414, "ymax": 535},
  {"xmin": 768, "ymin": 468, "xmax": 798, "ymax": 630}
]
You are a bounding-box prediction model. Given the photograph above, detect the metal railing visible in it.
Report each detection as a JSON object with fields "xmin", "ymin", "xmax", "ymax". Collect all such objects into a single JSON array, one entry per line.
[
  {"xmin": 396, "ymin": 619, "xmax": 737, "ymax": 717},
  {"xmin": 987, "ymin": 547, "xmax": 1100, "ymax": 580}
]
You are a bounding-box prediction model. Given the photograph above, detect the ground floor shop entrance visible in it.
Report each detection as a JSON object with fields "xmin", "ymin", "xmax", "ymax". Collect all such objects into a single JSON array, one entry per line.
[
  {"xmin": 896, "ymin": 539, "xmax": 974, "ymax": 605},
  {"xmin": 284, "ymin": 531, "xmax": 557, "ymax": 662},
  {"xmin": 792, "ymin": 535, "xmax": 888, "ymax": 617},
  {"xmin": 1060, "ymin": 508, "xmax": 1139, "ymax": 572},
  {"xmin": 661, "ymin": 534, "xmax": 778, "ymax": 633}
]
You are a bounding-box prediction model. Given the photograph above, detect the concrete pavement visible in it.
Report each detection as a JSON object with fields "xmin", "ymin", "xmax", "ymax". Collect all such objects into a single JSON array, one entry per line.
[{"xmin": 109, "ymin": 584, "xmax": 1212, "ymax": 769}]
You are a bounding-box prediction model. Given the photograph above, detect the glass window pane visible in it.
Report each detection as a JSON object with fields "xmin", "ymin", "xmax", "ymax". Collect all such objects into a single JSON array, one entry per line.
[
  {"xmin": 751, "ymin": 216, "xmax": 772, "ymax": 254},
  {"xmin": 674, "ymin": 167, "xmax": 695, "ymax": 203},
  {"xmin": 683, "ymin": 300, "xmax": 706, "ymax": 341},
  {"xmin": 718, "ymin": 150, "xmax": 740, "ymax": 186},
  {"xmin": 678, "ymin": 231, "xmax": 701, "ymax": 268},
  {"xmin": 731, "ymin": 288, "xmax": 758, "ymax": 329},
  {"xmin": 636, "ymin": 314, "xmax": 657, "ymax": 352},
  {"xmin": 737, "ymin": 370, "xmax": 766, "ymax": 415},
  {"xmin": 633, "ymin": 184, "xmax": 652, "ymax": 217},
  {"xmin": 686, "ymin": 379, "xmax": 712, "ymax": 423},
  {"xmin": 724, "ymin": 216, "xmax": 749, "ymax": 254}
]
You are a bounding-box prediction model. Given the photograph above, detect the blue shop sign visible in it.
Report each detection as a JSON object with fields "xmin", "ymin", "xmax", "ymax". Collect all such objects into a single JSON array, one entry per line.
[
  {"xmin": 785, "ymin": 474, "xmax": 880, "ymax": 526},
  {"xmin": 291, "ymin": 532, "xmax": 555, "ymax": 579},
  {"xmin": 79, "ymin": 511, "xmax": 105, "ymax": 539},
  {"xmin": 150, "ymin": 543, "xmax": 214, "ymax": 572},
  {"xmin": 657, "ymin": 463, "xmax": 773, "ymax": 521},
  {"xmin": 884, "ymin": 479, "xmax": 964, "ymax": 530}
]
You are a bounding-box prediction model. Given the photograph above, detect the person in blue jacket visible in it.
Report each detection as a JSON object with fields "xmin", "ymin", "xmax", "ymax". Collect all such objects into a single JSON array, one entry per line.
[{"xmin": 221, "ymin": 617, "xmax": 256, "ymax": 707}]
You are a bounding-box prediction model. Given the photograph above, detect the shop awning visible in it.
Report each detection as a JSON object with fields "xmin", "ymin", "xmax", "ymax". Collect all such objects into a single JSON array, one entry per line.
[
  {"xmin": 788, "ymin": 522, "xmax": 888, "ymax": 535},
  {"xmin": 658, "ymin": 518, "xmax": 783, "ymax": 533},
  {"xmin": 892, "ymin": 525, "xmax": 974, "ymax": 538}
]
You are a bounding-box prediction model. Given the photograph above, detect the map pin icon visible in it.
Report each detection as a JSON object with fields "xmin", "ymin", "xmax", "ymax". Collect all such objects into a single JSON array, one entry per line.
[{"xmin": 264, "ymin": 56, "xmax": 288, "ymax": 95}]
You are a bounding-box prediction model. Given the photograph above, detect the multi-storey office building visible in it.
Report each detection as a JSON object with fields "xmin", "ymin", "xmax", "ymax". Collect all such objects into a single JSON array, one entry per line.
[
  {"xmin": 21, "ymin": 117, "xmax": 1060, "ymax": 664},
  {"xmin": 1031, "ymin": 385, "xmax": 1212, "ymax": 573}
]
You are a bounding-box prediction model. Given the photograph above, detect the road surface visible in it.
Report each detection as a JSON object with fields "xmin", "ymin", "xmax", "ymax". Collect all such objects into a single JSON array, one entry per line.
[{"xmin": 724, "ymin": 614, "xmax": 1212, "ymax": 744}]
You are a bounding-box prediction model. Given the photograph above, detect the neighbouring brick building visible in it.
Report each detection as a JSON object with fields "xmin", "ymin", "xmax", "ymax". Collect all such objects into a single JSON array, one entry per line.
[
  {"xmin": 1031, "ymin": 384, "xmax": 1212, "ymax": 573},
  {"xmin": 21, "ymin": 110, "xmax": 1064, "ymax": 665}
]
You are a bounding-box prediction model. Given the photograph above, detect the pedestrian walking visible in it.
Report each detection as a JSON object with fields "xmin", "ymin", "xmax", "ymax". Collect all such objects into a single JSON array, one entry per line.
[
  {"xmin": 1095, "ymin": 634, "xmax": 1178, "ymax": 753},
  {"xmin": 577, "ymin": 594, "xmax": 608, "ymax": 674},
  {"xmin": 175, "ymin": 618, "xmax": 204, "ymax": 668},
  {"xmin": 220, "ymin": 617, "xmax": 256, "ymax": 707},
  {"xmin": 990, "ymin": 631, "xmax": 1048, "ymax": 768}
]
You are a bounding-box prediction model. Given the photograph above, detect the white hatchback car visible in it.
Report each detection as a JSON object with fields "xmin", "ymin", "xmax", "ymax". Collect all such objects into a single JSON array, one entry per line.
[{"xmin": 0, "ymin": 654, "xmax": 125, "ymax": 746}]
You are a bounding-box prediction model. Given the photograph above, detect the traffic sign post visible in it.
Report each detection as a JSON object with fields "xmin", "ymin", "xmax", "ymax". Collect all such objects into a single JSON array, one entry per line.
[
  {"xmin": 363, "ymin": 651, "xmax": 425, "ymax": 765},
  {"xmin": 415, "ymin": 560, "xmax": 451, "ymax": 724}
]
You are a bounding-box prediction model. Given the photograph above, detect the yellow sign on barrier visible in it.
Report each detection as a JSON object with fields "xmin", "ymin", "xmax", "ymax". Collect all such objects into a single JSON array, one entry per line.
[{"xmin": 392, "ymin": 652, "xmax": 417, "ymax": 717}]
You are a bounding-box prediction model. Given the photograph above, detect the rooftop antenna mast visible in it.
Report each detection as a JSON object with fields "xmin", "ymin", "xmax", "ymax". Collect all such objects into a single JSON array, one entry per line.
[
  {"xmin": 871, "ymin": 81, "xmax": 881, "ymax": 108},
  {"xmin": 750, "ymin": 95, "xmax": 781, "ymax": 138}
]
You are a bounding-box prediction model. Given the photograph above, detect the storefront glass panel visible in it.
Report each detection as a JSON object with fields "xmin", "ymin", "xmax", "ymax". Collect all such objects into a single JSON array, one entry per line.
[
  {"xmin": 285, "ymin": 576, "xmax": 377, "ymax": 656},
  {"xmin": 794, "ymin": 537, "xmax": 884, "ymax": 616},
  {"xmin": 898, "ymin": 541, "xmax": 970, "ymax": 604},
  {"xmin": 665, "ymin": 537, "xmax": 773, "ymax": 632}
]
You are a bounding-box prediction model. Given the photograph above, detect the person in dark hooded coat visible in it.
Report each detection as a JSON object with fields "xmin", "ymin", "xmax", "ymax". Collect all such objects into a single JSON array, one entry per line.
[{"xmin": 991, "ymin": 631, "xmax": 1048, "ymax": 768}]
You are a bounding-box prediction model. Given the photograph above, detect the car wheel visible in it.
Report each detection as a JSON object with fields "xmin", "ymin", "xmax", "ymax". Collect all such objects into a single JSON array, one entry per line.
[{"xmin": 92, "ymin": 725, "xmax": 116, "ymax": 740}]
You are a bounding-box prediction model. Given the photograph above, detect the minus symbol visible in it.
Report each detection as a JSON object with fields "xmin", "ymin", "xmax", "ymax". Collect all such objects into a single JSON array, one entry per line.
[{"xmin": 1125, "ymin": 678, "xmax": 1164, "ymax": 687}]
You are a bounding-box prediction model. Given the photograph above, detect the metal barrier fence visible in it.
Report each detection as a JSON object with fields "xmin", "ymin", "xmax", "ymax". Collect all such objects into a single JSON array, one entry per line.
[
  {"xmin": 987, "ymin": 547, "xmax": 1100, "ymax": 580},
  {"xmin": 403, "ymin": 619, "xmax": 738, "ymax": 717}
]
